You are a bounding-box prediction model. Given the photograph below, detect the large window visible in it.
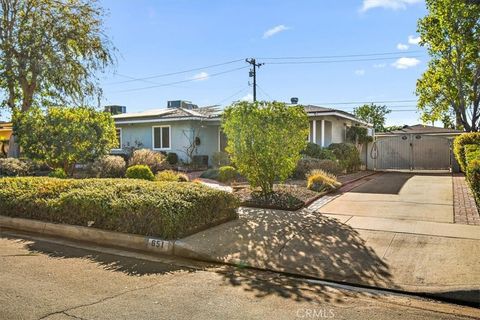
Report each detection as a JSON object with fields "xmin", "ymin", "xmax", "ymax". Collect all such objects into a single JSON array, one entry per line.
[
  {"xmin": 152, "ymin": 126, "xmax": 171, "ymax": 150},
  {"xmin": 114, "ymin": 128, "xmax": 122, "ymax": 150}
]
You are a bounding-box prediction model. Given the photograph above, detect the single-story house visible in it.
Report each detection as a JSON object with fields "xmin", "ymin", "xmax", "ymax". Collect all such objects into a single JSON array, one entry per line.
[
  {"xmin": 366, "ymin": 124, "xmax": 463, "ymax": 171},
  {"xmin": 111, "ymin": 100, "xmax": 371, "ymax": 165}
]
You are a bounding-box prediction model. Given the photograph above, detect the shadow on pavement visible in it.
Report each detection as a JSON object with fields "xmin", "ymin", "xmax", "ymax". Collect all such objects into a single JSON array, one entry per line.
[{"xmin": 348, "ymin": 173, "xmax": 413, "ymax": 195}]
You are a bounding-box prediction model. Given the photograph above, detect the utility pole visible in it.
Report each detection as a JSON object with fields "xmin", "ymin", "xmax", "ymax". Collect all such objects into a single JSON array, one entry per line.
[{"xmin": 245, "ymin": 58, "xmax": 264, "ymax": 102}]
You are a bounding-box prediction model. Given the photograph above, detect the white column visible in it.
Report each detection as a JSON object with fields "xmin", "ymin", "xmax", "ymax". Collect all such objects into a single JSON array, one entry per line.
[
  {"xmin": 321, "ymin": 119, "xmax": 325, "ymax": 147},
  {"xmin": 312, "ymin": 120, "xmax": 317, "ymax": 144}
]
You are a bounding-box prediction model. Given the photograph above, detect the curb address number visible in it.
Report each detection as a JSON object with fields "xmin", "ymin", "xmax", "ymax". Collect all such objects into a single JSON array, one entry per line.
[{"xmin": 149, "ymin": 239, "xmax": 166, "ymax": 249}]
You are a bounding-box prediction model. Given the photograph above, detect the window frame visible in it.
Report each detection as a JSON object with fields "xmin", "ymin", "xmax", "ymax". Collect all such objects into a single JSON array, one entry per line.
[
  {"xmin": 112, "ymin": 128, "xmax": 122, "ymax": 151},
  {"xmin": 152, "ymin": 125, "xmax": 171, "ymax": 151}
]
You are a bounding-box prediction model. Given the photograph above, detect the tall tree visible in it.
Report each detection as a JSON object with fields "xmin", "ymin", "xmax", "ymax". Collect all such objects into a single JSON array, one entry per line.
[
  {"xmin": 0, "ymin": 0, "xmax": 115, "ymax": 155},
  {"xmin": 353, "ymin": 103, "xmax": 391, "ymax": 132},
  {"xmin": 416, "ymin": 0, "xmax": 480, "ymax": 132}
]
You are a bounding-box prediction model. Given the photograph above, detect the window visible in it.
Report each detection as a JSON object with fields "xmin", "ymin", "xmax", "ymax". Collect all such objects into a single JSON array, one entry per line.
[
  {"xmin": 152, "ymin": 126, "xmax": 171, "ymax": 150},
  {"xmin": 114, "ymin": 128, "xmax": 122, "ymax": 150}
]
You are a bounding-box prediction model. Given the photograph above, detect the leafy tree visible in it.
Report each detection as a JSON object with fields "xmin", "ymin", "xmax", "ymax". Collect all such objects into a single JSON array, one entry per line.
[
  {"xmin": 416, "ymin": 0, "xmax": 480, "ymax": 132},
  {"xmin": 222, "ymin": 101, "xmax": 309, "ymax": 197},
  {"xmin": 0, "ymin": 0, "xmax": 115, "ymax": 155},
  {"xmin": 13, "ymin": 106, "xmax": 117, "ymax": 175},
  {"xmin": 353, "ymin": 104, "xmax": 391, "ymax": 132}
]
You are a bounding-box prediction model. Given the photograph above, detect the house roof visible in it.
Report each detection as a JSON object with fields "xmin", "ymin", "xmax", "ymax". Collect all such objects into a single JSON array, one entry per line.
[
  {"xmin": 378, "ymin": 124, "xmax": 463, "ymax": 135},
  {"xmin": 112, "ymin": 104, "xmax": 368, "ymax": 125}
]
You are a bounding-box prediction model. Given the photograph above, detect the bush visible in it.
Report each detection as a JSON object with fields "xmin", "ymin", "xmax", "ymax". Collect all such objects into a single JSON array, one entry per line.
[
  {"xmin": 464, "ymin": 144, "xmax": 480, "ymax": 168},
  {"xmin": 328, "ymin": 143, "xmax": 361, "ymax": 173},
  {"xmin": 294, "ymin": 157, "xmax": 342, "ymax": 178},
  {"xmin": 453, "ymin": 133, "xmax": 480, "ymax": 172},
  {"xmin": 125, "ymin": 165, "xmax": 155, "ymax": 181},
  {"xmin": 307, "ymin": 169, "xmax": 342, "ymax": 192},
  {"xmin": 212, "ymin": 151, "xmax": 231, "ymax": 168},
  {"xmin": 301, "ymin": 143, "xmax": 336, "ymax": 160},
  {"xmin": 91, "ymin": 155, "xmax": 126, "ymax": 178},
  {"xmin": 128, "ymin": 149, "xmax": 166, "ymax": 173},
  {"xmin": 156, "ymin": 170, "xmax": 189, "ymax": 182},
  {"xmin": 218, "ymin": 166, "xmax": 238, "ymax": 183},
  {"xmin": 0, "ymin": 158, "xmax": 31, "ymax": 177},
  {"xmin": 48, "ymin": 168, "xmax": 67, "ymax": 179},
  {"xmin": 466, "ymin": 160, "xmax": 480, "ymax": 205},
  {"xmin": 0, "ymin": 177, "xmax": 239, "ymax": 239},
  {"xmin": 166, "ymin": 152, "xmax": 179, "ymax": 165},
  {"xmin": 200, "ymin": 168, "xmax": 219, "ymax": 180}
]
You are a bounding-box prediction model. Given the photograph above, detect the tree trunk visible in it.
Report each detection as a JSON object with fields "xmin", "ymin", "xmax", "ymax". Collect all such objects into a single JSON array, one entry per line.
[{"xmin": 7, "ymin": 134, "xmax": 19, "ymax": 158}]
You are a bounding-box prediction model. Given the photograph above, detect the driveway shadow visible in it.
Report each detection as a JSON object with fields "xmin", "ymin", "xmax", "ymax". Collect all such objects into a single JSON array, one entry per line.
[
  {"xmin": 184, "ymin": 207, "xmax": 397, "ymax": 292},
  {"xmin": 350, "ymin": 173, "xmax": 413, "ymax": 195}
]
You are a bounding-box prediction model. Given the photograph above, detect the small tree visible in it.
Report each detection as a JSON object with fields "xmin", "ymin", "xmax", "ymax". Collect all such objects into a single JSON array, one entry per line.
[
  {"xmin": 222, "ymin": 101, "xmax": 309, "ymax": 197},
  {"xmin": 346, "ymin": 126, "xmax": 373, "ymax": 153},
  {"xmin": 354, "ymin": 104, "xmax": 391, "ymax": 132},
  {"xmin": 14, "ymin": 106, "xmax": 116, "ymax": 175}
]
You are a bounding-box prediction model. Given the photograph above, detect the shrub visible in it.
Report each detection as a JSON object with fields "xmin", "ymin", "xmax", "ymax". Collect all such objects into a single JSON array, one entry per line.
[
  {"xmin": 212, "ymin": 151, "xmax": 231, "ymax": 168},
  {"xmin": 328, "ymin": 143, "xmax": 361, "ymax": 173},
  {"xmin": 464, "ymin": 144, "xmax": 480, "ymax": 168},
  {"xmin": 294, "ymin": 157, "xmax": 342, "ymax": 178},
  {"xmin": 301, "ymin": 143, "xmax": 336, "ymax": 160},
  {"xmin": 156, "ymin": 170, "xmax": 189, "ymax": 182},
  {"xmin": 218, "ymin": 166, "xmax": 238, "ymax": 183},
  {"xmin": 453, "ymin": 133, "xmax": 480, "ymax": 172},
  {"xmin": 200, "ymin": 168, "xmax": 219, "ymax": 180},
  {"xmin": 91, "ymin": 155, "xmax": 126, "ymax": 178},
  {"xmin": 48, "ymin": 168, "xmax": 67, "ymax": 179},
  {"xmin": 0, "ymin": 177, "xmax": 239, "ymax": 239},
  {"xmin": 466, "ymin": 160, "xmax": 480, "ymax": 205},
  {"xmin": 166, "ymin": 152, "xmax": 179, "ymax": 165},
  {"xmin": 223, "ymin": 101, "xmax": 309, "ymax": 197},
  {"xmin": 307, "ymin": 169, "xmax": 342, "ymax": 192},
  {"xmin": 128, "ymin": 149, "xmax": 166, "ymax": 173},
  {"xmin": 0, "ymin": 158, "xmax": 31, "ymax": 177},
  {"xmin": 125, "ymin": 165, "xmax": 155, "ymax": 181}
]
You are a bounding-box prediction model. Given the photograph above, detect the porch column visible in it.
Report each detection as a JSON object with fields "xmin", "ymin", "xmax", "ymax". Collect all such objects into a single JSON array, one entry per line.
[
  {"xmin": 321, "ymin": 119, "xmax": 325, "ymax": 147},
  {"xmin": 312, "ymin": 120, "xmax": 316, "ymax": 143}
]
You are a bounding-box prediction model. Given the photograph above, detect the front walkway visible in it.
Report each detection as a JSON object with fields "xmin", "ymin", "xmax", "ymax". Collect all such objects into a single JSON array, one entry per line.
[{"xmin": 453, "ymin": 174, "xmax": 480, "ymax": 225}]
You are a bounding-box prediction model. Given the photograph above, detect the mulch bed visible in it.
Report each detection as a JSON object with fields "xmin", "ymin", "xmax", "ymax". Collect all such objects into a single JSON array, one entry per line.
[{"xmin": 234, "ymin": 184, "xmax": 326, "ymax": 211}]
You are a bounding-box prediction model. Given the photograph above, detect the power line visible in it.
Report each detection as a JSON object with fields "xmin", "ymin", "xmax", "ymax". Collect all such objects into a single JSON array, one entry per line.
[
  {"xmin": 107, "ymin": 58, "xmax": 245, "ymax": 85},
  {"xmin": 216, "ymin": 86, "xmax": 250, "ymax": 105},
  {"xmin": 309, "ymin": 99, "xmax": 417, "ymax": 105},
  {"xmin": 112, "ymin": 66, "xmax": 249, "ymax": 93},
  {"xmin": 265, "ymin": 55, "xmax": 423, "ymax": 65},
  {"xmin": 255, "ymin": 84, "xmax": 272, "ymax": 100},
  {"xmin": 257, "ymin": 50, "xmax": 424, "ymax": 60}
]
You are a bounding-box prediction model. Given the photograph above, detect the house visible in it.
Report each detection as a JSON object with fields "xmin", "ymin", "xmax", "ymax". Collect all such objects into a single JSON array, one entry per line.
[
  {"xmin": 366, "ymin": 124, "xmax": 463, "ymax": 171},
  {"xmin": 0, "ymin": 122, "xmax": 12, "ymax": 157},
  {"xmin": 111, "ymin": 100, "xmax": 371, "ymax": 165}
]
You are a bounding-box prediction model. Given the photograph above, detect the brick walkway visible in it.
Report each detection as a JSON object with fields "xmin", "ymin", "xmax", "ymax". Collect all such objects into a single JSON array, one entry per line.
[{"xmin": 452, "ymin": 174, "xmax": 480, "ymax": 225}]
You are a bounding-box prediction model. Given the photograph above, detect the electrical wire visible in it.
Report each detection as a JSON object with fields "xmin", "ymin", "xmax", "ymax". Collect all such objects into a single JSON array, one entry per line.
[
  {"xmin": 265, "ymin": 55, "xmax": 423, "ymax": 65},
  {"xmin": 257, "ymin": 50, "xmax": 423, "ymax": 60}
]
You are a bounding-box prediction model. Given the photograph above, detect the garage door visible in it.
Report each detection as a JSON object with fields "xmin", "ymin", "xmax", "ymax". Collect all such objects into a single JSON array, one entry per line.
[{"xmin": 373, "ymin": 134, "xmax": 451, "ymax": 170}]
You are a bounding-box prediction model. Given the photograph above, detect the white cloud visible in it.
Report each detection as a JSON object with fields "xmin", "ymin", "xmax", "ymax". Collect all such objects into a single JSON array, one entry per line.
[
  {"xmin": 408, "ymin": 35, "xmax": 421, "ymax": 45},
  {"xmin": 392, "ymin": 57, "xmax": 420, "ymax": 69},
  {"xmin": 397, "ymin": 43, "xmax": 409, "ymax": 50},
  {"xmin": 190, "ymin": 71, "xmax": 209, "ymax": 81},
  {"xmin": 355, "ymin": 69, "xmax": 366, "ymax": 76},
  {"xmin": 263, "ymin": 25, "xmax": 290, "ymax": 39},
  {"xmin": 240, "ymin": 93, "xmax": 253, "ymax": 102},
  {"xmin": 373, "ymin": 63, "xmax": 387, "ymax": 68},
  {"xmin": 360, "ymin": 0, "xmax": 423, "ymax": 12}
]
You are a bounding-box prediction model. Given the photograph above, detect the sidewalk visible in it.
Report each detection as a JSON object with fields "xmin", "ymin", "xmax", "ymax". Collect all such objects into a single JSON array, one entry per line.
[{"xmin": 181, "ymin": 193, "xmax": 480, "ymax": 305}]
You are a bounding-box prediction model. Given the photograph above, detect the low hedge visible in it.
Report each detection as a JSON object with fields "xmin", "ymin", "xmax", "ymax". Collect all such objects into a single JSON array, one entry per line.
[
  {"xmin": 464, "ymin": 144, "xmax": 480, "ymax": 206},
  {"xmin": 453, "ymin": 132, "xmax": 480, "ymax": 172},
  {"xmin": 0, "ymin": 177, "xmax": 239, "ymax": 239}
]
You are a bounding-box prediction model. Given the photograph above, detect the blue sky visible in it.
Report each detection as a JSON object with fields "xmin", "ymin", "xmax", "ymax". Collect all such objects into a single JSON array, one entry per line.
[{"xmin": 2, "ymin": 0, "xmax": 431, "ymax": 126}]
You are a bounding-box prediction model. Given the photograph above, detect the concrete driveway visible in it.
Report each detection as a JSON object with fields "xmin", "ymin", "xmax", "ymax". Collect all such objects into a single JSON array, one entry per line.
[{"xmin": 319, "ymin": 173, "xmax": 453, "ymax": 223}]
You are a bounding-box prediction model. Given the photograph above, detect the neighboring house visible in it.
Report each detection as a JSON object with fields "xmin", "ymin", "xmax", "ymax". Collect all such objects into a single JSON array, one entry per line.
[
  {"xmin": 111, "ymin": 100, "xmax": 371, "ymax": 165},
  {"xmin": 366, "ymin": 124, "xmax": 463, "ymax": 171},
  {"xmin": 0, "ymin": 122, "xmax": 12, "ymax": 157}
]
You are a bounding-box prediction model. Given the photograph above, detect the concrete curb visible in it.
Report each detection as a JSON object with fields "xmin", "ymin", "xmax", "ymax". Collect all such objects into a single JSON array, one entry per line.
[{"xmin": 0, "ymin": 215, "xmax": 207, "ymax": 260}]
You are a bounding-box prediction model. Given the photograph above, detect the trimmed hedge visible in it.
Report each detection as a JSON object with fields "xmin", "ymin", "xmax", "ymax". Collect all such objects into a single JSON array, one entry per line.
[
  {"xmin": 464, "ymin": 144, "xmax": 480, "ymax": 206},
  {"xmin": 125, "ymin": 165, "xmax": 155, "ymax": 181},
  {"xmin": 0, "ymin": 177, "xmax": 239, "ymax": 239},
  {"xmin": 453, "ymin": 132, "xmax": 480, "ymax": 172}
]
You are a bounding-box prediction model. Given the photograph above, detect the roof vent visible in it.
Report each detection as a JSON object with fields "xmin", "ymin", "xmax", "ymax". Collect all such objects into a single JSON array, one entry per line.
[
  {"xmin": 290, "ymin": 97, "xmax": 299, "ymax": 104},
  {"xmin": 167, "ymin": 100, "xmax": 198, "ymax": 109}
]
